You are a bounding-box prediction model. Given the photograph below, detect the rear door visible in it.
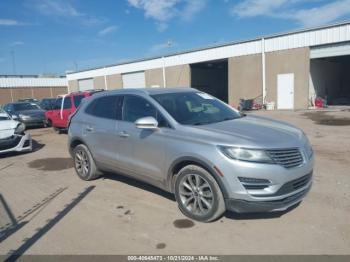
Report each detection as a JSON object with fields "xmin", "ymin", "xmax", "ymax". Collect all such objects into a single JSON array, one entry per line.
[
  {"xmin": 83, "ymin": 95, "xmax": 123, "ymax": 168},
  {"xmin": 49, "ymin": 98, "xmax": 62, "ymax": 127}
]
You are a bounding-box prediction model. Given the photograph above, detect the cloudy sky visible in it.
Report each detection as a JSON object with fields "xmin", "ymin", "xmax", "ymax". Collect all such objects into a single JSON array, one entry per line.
[{"xmin": 1, "ymin": 0, "xmax": 350, "ymax": 75}]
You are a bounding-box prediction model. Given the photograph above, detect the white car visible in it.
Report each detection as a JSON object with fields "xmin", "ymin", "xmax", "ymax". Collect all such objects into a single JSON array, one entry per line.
[{"xmin": 0, "ymin": 110, "xmax": 32, "ymax": 154}]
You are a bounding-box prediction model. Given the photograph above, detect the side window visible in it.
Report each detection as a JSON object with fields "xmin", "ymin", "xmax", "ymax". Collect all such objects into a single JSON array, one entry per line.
[
  {"xmin": 85, "ymin": 95, "xmax": 122, "ymax": 120},
  {"xmin": 53, "ymin": 98, "xmax": 62, "ymax": 110},
  {"xmin": 122, "ymin": 95, "xmax": 169, "ymax": 127},
  {"xmin": 63, "ymin": 97, "xmax": 72, "ymax": 109}
]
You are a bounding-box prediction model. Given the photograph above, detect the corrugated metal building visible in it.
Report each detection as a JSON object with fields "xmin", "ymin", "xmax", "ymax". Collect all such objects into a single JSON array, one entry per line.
[
  {"xmin": 0, "ymin": 76, "xmax": 68, "ymax": 105},
  {"xmin": 67, "ymin": 21, "xmax": 350, "ymax": 109}
]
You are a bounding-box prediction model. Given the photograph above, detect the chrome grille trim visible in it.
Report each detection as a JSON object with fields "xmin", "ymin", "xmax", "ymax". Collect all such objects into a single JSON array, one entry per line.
[{"xmin": 267, "ymin": 148, "xmax": 304, "ymax": 168}]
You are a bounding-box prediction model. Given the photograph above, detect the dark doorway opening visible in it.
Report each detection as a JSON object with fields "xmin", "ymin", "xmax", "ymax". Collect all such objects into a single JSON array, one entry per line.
[
  {"xmin": 310, "ymin": 55, "xmax": 350, "ymax": 106},
  {"xmin": 190, "ymin": 59, "xmax": 228, "ymax": 103}
]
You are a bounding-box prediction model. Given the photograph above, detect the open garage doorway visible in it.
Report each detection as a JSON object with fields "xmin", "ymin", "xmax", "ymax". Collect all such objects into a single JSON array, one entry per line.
[
  {"xmin": 310, "ymin": 55, "xmax": 350, "ymax": 106},
  {"xmin": 190, "ymin": 59, "xmax": 228, "ymax": 103}
]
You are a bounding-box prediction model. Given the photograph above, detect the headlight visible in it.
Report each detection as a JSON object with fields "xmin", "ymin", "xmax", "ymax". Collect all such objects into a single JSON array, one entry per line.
[
  {"xmin": 15, "ymin": 123, "xmax": 26, "ymax": 134},
  {"xmin": 219, "ymin": 146, "xmax": 274, "ymax": 163},
  {"xmin": 304, "ymin": 139, "xmax": 313, "ymax": 159}
]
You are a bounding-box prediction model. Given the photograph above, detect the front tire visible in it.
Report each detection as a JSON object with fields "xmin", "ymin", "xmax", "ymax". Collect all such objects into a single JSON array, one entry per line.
[
  {"xmin": 174, "ymin": 165, "xmax": 226, "ymax": 222},
  {"xmin": 73, "ymin": 144, "xmax": 101, "ymax": 181}
]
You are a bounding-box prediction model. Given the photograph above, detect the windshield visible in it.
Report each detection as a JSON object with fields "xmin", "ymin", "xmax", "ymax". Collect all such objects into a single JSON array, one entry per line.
[
  {"xmin": 13, "ymin": 103, "xmax": 41, "ymax": 111},
  {"xmin": 152, "ymin": 92, "xmax": 242, "ymax": 125}
]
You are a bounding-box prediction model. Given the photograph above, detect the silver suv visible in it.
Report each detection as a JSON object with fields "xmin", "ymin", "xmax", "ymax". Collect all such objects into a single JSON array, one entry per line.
[{"xmin": 68, "ymin": 88, "xmax": 314, "ymax": 222}]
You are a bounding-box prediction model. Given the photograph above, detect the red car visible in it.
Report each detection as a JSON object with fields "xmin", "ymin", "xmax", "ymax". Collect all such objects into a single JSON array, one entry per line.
[{"xmin": 45, "ymin": 90, "xmax": 102, "ymax": 132}]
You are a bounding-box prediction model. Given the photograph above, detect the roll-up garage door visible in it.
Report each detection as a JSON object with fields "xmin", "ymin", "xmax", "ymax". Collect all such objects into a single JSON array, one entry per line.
[
  {"xmin": 122, "ymin": 71, "xmax": 145, "ymax": 88},
  {"xmin": 78, "ymin": 78, "xmax": 93, "ymax": 91}
]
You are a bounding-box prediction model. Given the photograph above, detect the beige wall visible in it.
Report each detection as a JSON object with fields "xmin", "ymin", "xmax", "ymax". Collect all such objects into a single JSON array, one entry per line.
[
  {"xmin": 32, "ymin": 87, "xmax": 52, "ymax": 99},
  {"xmin": 51, "ymin": 87, "xmax": 68, "ymax": 97},
  {"xmin": 0, "ymin": 86, "xmax": 68, "ymax": 105},
  {"xmin": 145, "ymin": 68, "xmax": 164, "ymax": 87},
  {"xmin": 0, "ymin": 89, "xmax": 12, "ymax": 104},
  {"xmin": 266, "ymin": 47, "xmax": 310, "ymax": 109},
  {"xmin": 93, "ymin": 76, "xmax": 106, "ymax": 89},
  {"xmin": 228, "ymin": 54, "xmax": 262, "ymax": 107},
  {"xmin": 68, "ymin": 80, "xmax": 79, "ymax": 92},
  {"xmin": 106, "ymin": 74, "xmax": 123, "ymax": 90},
  {"xmin": 165, "ymin": 65, "xmax": 191, "ymax": 87}
]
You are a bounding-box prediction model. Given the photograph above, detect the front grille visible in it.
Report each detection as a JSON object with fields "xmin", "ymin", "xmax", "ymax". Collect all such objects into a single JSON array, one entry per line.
[{"xmin": 267, "ymin": 148, "xmax": 304, "ymax": 168}]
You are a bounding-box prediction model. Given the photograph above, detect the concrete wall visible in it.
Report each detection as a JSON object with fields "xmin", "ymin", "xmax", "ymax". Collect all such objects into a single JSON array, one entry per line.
[
  {"xmin": 0, "ymin": 89, "xmax": 12, "ymax": 105},
  {"xmin": 228, "ymin": 54, "xmax": 262, "ymax": 107},
  {"xmin": 266, "ymin": 47, "xmax": 310, "ymax": 109},
  {"xmin": 145, "ymin": 68, "xmax": 164, "ymax": 87},
  {"xmin": 51, "ymin": 87, "xmax": 68, "ymax": 97},
  {"xmin": 93, "ymin": 76, "xmax": 106, "ymax": 89},
  {"xmin": 32, "ymin": 87, "xmax": 52, "ymax": 99},
  {"xmin": 165, "ymin": 65, "xmax": 191, "ymax": 87},
  {"xmin": 106, "ymin": 74, "xmax": 123, "ymax": 90},
  {"xmin": 68, "ymin": 80, "xmax": 79, "ymax": 92},
  {"xmin": 0, "ymin": 86, "xmax": 68, "ymax": 105},
  {"xmin": 144, "ymin": 65, "xmax": 190, "ymax": 88}
]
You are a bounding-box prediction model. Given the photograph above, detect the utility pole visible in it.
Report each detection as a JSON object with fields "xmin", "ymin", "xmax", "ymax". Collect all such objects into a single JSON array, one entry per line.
[
  {"xmin": 10, "ymin": 50, "xmax": 16, "ymax": 75},
  {"xmin": 162, "ymin": 40, "xmax": 173, "ymax": 88}
]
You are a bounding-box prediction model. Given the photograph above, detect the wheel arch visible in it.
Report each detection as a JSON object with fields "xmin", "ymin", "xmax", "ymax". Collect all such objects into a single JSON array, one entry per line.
[{"xmin": 167, "ymin": 156, "xmax": 229, "ymax": 198}]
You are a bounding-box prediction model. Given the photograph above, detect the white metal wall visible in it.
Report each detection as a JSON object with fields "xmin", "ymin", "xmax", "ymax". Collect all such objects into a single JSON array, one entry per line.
[
  {"xmin": 0, "ymin": 77, "xmax": 67, "ymax": 88},
  {"xmin": 310, "ymin": 42, "xmax": 350, "ymax": 59},
  {"xmin": 67, "ymin": 22, "xmax": 350, "ymax": 81}
]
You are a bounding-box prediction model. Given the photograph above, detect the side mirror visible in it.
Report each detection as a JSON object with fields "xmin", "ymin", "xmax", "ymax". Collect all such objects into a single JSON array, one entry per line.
[
  {"xmin": 135, "ymin": 116, "xmax": 158, "ymax": 130},
  {"xmin": 11, "ymin": 114, "xmax": 19, "ymax": 120}
]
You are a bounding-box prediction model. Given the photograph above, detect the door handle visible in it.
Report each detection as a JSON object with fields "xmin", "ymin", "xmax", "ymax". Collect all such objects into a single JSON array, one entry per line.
[
  {"xmin": 118, "ymin": 131, "xmax": 130, "ymax": 138},
  {"xmin": 85, "ymin": 126, "xmax": 94, "ymax": 132}
]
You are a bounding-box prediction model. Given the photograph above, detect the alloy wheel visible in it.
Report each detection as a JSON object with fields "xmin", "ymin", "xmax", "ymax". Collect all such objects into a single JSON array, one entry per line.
[
  {"xmin": 178, "ymin": 174, "xmax": 214, "ymax": 216},
  {"xmin": 75, "ymin": 149, "xmax": 90, "ymax": 178}
]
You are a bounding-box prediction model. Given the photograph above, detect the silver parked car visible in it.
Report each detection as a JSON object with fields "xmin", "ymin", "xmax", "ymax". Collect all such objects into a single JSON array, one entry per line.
[{"xmin": 68, "ymin": 88, "xmax": 314, "ymax": 222}]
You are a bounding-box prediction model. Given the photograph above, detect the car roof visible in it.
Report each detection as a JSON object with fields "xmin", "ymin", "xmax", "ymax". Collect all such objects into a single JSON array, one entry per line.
[
  {"xmin": 7, "ymin": 102, "xmax": 35, "ymax": 105},
  {"xmin": 99, "ymin": 87, "xmax": 198, "ymax": 96}
]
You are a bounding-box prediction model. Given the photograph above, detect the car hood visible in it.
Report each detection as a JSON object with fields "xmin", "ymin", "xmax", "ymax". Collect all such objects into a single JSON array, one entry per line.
[
  {"xmin": 186, "ymin": 115, "xmax": 305, "ymax": 149},
  {"xmin": 15, "ymin": 109, "xmax": 45, "ymax": 116},
  {"xmin": 0, "ymin": 119, "xmax": 19, "ymax": 139}
]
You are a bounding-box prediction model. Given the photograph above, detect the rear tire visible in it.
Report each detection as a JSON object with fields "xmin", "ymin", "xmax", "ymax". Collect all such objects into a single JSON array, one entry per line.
[
  {"xmin": 174, "ymin": 165, "xmax": 226, "ymax": 222},
  {"xmin": 73, "ymin": 144, "xmax": 101, "ymax": 181}
]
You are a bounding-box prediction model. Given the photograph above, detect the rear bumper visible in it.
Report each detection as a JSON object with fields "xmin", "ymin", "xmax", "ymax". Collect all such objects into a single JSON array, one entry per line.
[
  {"xmin": 225, "ymin": 182, "xmax": 311, "ymax": 213},
  {"xmin": 0, "ymin": 134, "xmax": 32, "ymax": 154}
]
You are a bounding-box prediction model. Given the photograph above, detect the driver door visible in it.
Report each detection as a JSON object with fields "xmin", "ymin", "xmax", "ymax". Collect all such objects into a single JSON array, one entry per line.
[{"xmin": 117, "ymin": 95, "xmax": 167, "ymax": 182}]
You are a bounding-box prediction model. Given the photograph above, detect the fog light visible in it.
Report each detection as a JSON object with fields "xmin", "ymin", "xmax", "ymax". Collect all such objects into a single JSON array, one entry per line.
[{"xmin": 238, "ymin": 177, "xmax": 271, "ymax": 190}]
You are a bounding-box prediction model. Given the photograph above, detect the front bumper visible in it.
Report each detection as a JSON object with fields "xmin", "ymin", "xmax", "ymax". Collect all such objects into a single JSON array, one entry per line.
[
  {"xmin": 0, "ymin": 134, "xmax": 32, "ymax": 154},
  {"xmin": 225, "ymin": 183, "xmax": 311, "ymax": 213},
  {"xmin": 210, "ymin": 148, "xmax": 315, "ymax": 213},
  {"xmin": 20, "ymin": 118, "xmax": 46, "ymax": 127}
]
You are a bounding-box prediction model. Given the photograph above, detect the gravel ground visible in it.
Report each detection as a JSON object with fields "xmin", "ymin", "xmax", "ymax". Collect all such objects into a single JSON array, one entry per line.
[{"xmin": 0, "ymin": 109, "xmax": 349, "ymax": 255}]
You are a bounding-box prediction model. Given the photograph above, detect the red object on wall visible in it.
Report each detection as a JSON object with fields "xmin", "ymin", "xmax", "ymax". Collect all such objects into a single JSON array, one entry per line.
[{"xmin": 315, "ymin": 97, "xmax": 325, "ymax": 108}]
